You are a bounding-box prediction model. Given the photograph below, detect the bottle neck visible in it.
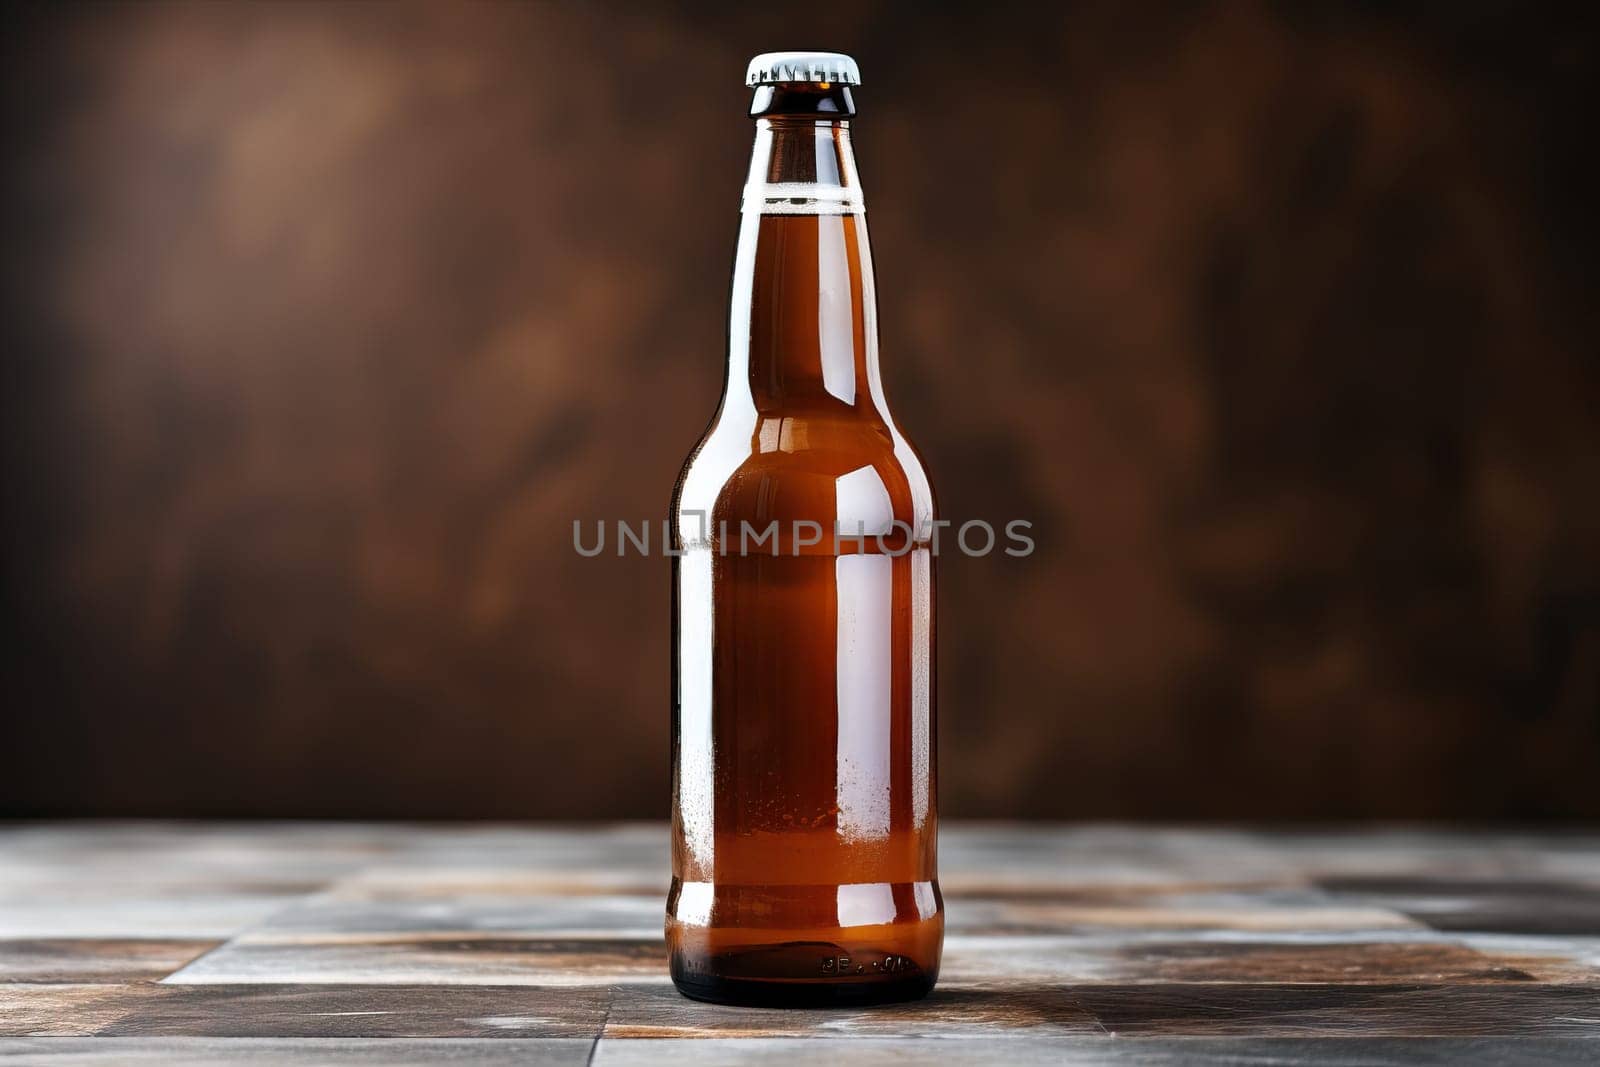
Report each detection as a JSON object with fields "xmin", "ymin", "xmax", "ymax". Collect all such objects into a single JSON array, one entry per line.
[
  {"xmin": 743, "ymin": 116, "xmax": 864, "ymax": 213},
  {"xmin": 726, "ymin": 117, "xmax": 886, "ymax": 420}
]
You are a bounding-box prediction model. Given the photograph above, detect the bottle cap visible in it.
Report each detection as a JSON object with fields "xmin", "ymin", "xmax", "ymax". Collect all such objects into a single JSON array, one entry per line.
[{"xmin": 745, "ymin": 51, "xmax": 861, "ymax": 88}]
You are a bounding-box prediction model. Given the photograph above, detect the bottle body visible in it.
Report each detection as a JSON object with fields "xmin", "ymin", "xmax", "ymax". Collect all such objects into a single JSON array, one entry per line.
[{"xmin": 667, "ymin": 100, "xmax": 941, "ymax": 1006}]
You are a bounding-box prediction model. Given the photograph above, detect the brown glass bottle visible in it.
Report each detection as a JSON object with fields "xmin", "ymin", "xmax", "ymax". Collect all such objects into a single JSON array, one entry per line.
[{"xmin": 667, "ymin": 53, "xmax": 940, "ymax": 1007}]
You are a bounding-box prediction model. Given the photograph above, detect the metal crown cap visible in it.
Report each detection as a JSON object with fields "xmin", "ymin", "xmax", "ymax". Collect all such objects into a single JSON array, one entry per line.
[{"xmin": 746, "ymin": 51, "xmax": 860, "ymax": 87}]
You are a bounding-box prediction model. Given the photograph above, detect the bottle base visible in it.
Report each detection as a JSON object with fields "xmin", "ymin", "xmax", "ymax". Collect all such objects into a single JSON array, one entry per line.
[
  {"xmin": 669, "ymin": 937, "xmax": 938, "ymax": 1007},
  {"xmin": 671, "ymin": 969, "xmax": 937, "ymax": 1007}
]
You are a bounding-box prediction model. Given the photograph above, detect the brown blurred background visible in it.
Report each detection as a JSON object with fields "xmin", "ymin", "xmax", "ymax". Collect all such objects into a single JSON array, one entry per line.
[{"xmin": 3, "ymin": 2, "xmax": 1597, "ymax": 820}]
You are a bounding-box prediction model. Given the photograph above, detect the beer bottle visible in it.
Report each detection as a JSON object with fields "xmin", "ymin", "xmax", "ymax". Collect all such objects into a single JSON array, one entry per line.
[{"xmin": 668, "ymin": 51, "xmax": 941, "ymax": 1006}]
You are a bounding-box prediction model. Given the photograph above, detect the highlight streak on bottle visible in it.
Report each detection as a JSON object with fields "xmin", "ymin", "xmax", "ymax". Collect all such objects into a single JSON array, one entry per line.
[
  {"xmin": 677, "ymin": 548, "xmax": 715, "ymax": 870},
  {"xmin": 911, "ymin": 546, "xmax": 932, "ymax": 830},
  {"xmin": 816, "ymin": 215, "xmax": 858, "ymax": 404},
  {"xmin": 835, "ymin": 552, "xmax": 893, "ymax": 842}
]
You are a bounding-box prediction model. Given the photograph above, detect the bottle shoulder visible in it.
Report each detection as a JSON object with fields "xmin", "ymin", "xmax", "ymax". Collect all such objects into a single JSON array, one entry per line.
[{"xmin": 674, "ymin": 411, "xmax": 934, "ymax": 529}]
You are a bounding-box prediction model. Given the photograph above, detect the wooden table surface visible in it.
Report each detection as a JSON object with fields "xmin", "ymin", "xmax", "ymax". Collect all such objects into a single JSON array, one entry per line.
[{"xmin": 2, "ymin": 824, "xmax": 1598, "ymax": 1064}]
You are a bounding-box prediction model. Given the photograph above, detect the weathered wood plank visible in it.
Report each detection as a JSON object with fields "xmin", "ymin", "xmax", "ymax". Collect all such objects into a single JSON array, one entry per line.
[
  {"xmin": 163, "ymin": 936, "xmax": 667, "ymax": 987},
  {"xmin": 0, "ymin": 941, "xmax": 220, "ymax": 984},
  {"xmin": 0, "ymin": 1037, "xmax": 595, "ymax": 1063},
  {"xmin": 0, "ymin": 984, "xmax": 164, "ymax": 1037},
  {"xmin": 1074, "ymin": 983, "xmax": 1600, "ymax": 1037},
  {"xmin": 587, "ymin": 1036, "xmax": 1600, "ymax": 1066},
  {"xmin": 100, "ymin": 984, "xmax": 609, "ymax": 1038},
  {"xmin": 1316, "ymin": 877, "xmax": 1600, "ymax": 935}
]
